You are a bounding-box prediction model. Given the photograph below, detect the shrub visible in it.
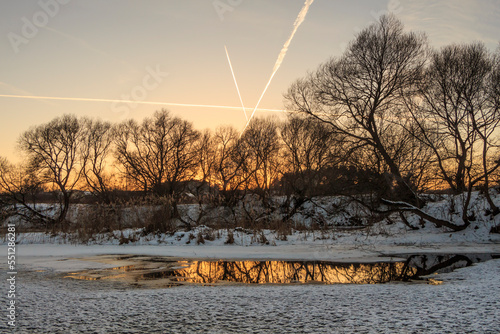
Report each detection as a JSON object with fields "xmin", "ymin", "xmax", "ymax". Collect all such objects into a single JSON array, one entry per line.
[
  {"xmin": 225, "ymin": 230, "xmax": 235, "ymax": 244},
  {"xmin": 196, "ymin": 232, "xmax": 205, "ymax": 244}
]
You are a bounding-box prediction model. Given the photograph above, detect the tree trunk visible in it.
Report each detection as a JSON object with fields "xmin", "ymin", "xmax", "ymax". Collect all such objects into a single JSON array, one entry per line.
[{"xmin": 381, "ymin": 199, "xmax": 469, "ymax": 231}]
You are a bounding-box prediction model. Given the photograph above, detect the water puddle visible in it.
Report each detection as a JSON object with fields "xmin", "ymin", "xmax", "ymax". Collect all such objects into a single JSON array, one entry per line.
[{"xmin": 63, "ymin": 253, "xmax": 498, "ymax": 288}]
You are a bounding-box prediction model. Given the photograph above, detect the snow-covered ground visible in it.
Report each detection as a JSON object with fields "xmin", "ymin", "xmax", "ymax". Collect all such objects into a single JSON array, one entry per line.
[
  {"xmin": 0, "ymin": 238, "xmax": 498, "ymax": 333},
  {"xmin": 1, "ymin": 255, "xmax": 499, "ymax": 333},
  {"xmin": 2, "ymin": 192, "xmax": 500, "ymax": 332},
  {"xmin": 5, "ymin": 191, "xmax": 500, "ymax": 249}
]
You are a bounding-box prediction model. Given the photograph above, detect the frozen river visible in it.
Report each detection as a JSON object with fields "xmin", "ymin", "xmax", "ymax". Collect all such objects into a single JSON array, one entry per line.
[{"xmin": 2, "ymin": 258, "xmax": 499, "ymax": 333}]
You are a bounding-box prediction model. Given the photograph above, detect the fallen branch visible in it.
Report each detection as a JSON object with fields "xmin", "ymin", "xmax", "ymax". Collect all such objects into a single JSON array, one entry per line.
[{"xmin": 381, "ymin": 199, "xmax": 469, "ymax": 231}]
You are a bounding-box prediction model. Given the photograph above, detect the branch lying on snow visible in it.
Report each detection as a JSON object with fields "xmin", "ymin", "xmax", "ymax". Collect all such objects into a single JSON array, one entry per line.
[
  {"xmin": 398, "ymin": 212, "xmax": 419, "ymax": 230},
  {"xmin": 380, "ymin": 199, "xmax": 469, "ymax": 231}
]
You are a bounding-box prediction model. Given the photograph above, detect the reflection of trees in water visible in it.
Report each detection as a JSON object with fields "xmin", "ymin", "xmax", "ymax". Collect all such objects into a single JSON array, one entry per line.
[
  {"xmin": 172, "ymin": 261, "xmax": 417, "ymax": 284},
  {"xmin": 65, "ymin": 254, "xmax": 495, "ymax": 285},
  {"xmin": 403, "ymin": 254, "xmax": 493, "ymax": 277},
  {"xmin": 172, "ymin": 254, "xmax": 492, "ymax": 284}
]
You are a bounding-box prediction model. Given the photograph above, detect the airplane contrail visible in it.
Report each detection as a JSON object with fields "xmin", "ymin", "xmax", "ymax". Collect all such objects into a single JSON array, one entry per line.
[
  {"xmin": 224, "ymin": 45, "xmax": 248, "ymax": 121},
  {"xmin": 0, "ymin": 94, "xmax": 288, "ymax": 113},
  {"xmin": 241, "ymin": 0, "xmax": 315, "ymax": 135}
]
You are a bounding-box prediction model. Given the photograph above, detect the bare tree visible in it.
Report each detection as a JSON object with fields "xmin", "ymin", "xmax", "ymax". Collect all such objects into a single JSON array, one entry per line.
[
  {"xmin": 195, "ymin": 129, "xmax": 215, "ymax": 192},
  {"xmin": 210, "ymin": 126, "xmax": 249, "ymax": 205},
  {"xmin": 409, "ymin": 43, "xmax": 500, "ymax": 217},
  {"xmin": 0, "ymin": 157, "xmax": 49, "ymax": 225},
  {"xmin": 476, "ymin": 45, "xmax": 500, "ymax": 213},
  {"xmin": 81, "ymin": 118, "xmax": 114, "ymax": 203},
  {"xmin": 241, "ymin": 117, "xmax": 282, "ymax": 203},
  {"xmin": 284, "ymin": 15, "xmax": 494, "ymax": 231},
  {"xmin": 280, "ymin": 114, "xmax": 340, "ymax": 210},
  {"xmin": 114, "ymin": 109, "xmax": 200, "ymax": 214},
  {"xmin": 17, "ymin": 114, "xmax": 84, "ymax": 229},
  {"xmin": 115, "ymin": 110, "xmax": 174, "ymax": 193},
  {"xmin": 286, "ymin": 15, "xmax": 428, "ymax": 206},
  {"xmin": 167, "ymin": 115, "xmax": 201, "ymax": 198}
]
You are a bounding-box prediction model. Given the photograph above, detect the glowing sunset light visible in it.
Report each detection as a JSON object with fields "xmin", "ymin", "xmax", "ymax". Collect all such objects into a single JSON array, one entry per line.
[{"xmin": 1, "ymin": 0, "xmax": 499, "ymax": 163}]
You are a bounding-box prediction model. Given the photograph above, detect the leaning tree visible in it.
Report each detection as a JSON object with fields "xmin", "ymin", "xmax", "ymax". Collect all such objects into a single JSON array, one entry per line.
[
  {"xmin": 286, "ymin": 14, "xmax": 428, "ymax": 206},
  {"xmin": 284, "ymin": 15, "xmax": 494, "ymax": 231}
]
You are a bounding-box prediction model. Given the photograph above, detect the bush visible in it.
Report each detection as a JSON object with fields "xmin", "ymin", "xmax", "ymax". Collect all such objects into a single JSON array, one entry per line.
[
  {"xmin": 143, "ymin": 205, "xmax": 176, "ymax": 235},
  {"xmin": 196, "ymin": 232, "xmax": 205, "ymax": 244},
  {"xmin": 72, "ymin": 204, "xmax": 121, "ymax": 243},
  {"xmin": 225, "ymin": 230, "xmax": 235, "ymax": 244}
]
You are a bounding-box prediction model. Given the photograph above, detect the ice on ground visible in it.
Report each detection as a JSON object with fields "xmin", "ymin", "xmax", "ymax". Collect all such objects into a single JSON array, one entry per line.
[
  {"xmin": 1, "ymin": 258, "xmax": 499, "ymax": 333},
  {"xmin": 2, "ymin": 192, "xmax": 499, "ymax": 332}
]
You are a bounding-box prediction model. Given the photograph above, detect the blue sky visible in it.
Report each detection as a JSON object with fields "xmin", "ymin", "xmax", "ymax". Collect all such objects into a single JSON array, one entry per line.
[{"xmin": 1, "ymin": 0, "xmax": 499, "ymax": 161}]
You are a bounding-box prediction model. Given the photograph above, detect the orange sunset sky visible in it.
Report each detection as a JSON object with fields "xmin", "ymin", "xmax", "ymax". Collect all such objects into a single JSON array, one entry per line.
[{"xmin": 1, "ymin": 0, "xmax": 499, "ymax": 162}]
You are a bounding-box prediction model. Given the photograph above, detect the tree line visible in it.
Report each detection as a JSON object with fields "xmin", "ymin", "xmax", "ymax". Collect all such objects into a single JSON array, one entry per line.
[
  {"xmin": 1, "ymin": 15, "xmax": 499, "ymax": 232},
  {"xmin": 0, "ymin": 110, "xmax": 347, "ymax": 228}
]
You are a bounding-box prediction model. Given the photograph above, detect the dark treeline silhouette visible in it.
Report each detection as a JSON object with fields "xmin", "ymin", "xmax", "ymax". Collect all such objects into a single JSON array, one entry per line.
[
  {"xmin": 285, "ymin": 15, "xmax": 500, "ymax": 231},
  {"xmin": 1, "ymin": 15, "xmax": 499, "ymax": 233}
]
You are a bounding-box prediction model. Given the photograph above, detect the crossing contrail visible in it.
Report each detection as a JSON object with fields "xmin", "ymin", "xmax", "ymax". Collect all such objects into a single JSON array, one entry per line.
[
  {"xmin": 224, "ymin": 45, "xmax": 248, "ymax": 120},
  {"xmin": 240, "ymin": 0, "xmax": 315, "ymax": 135},
  {"xmin": 0, "ymin": 94, "xmax": 288, "ymax": 113}
]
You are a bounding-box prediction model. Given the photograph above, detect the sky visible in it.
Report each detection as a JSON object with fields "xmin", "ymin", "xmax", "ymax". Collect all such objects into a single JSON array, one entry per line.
[{"xmin": 1, "ymin": 0, "xmax": 499, "ymax": 162}]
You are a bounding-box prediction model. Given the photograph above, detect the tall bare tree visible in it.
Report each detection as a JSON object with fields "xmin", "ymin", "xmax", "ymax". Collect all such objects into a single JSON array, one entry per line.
[
  {"xmin": 281, "ymin": 115, "xmax": 339, "ymax": 203},
  {"xmin": 210, "ymin": 126, "xmax": 249, "ymax": 205},
  {"xmin": 81, "ymin": 118, "xmax": 114, "ymax": 203},
  {"xmin": 409, "ymin": 43, "xmax": 500, "ymax": 215},
  {"xmin": 195, "ymin": 129, "xmax": 215, "ymax": 190},
  {"xmin": 286, "ymin": 15, "xmax": 428, "ymax": 206},
  {"xmin": 17, "ymin": 114, "xmax": 84, "ymax": 229},
  {"xmin": 167, "ymin": 115, "xmax": 201, "ymax": 196},
  {"xmin": 241, "ymin": 117, "xmax": 282, "ymax": 203},
  {"xmin": 114, "ymin": 109, "xmax": 200, "ymax": 210}
]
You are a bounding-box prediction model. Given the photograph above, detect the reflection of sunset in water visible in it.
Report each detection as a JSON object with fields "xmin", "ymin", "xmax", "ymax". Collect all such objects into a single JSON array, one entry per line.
[
  {"xmin": 65, "ymin": 254, "xmax": 497, "ymax": 287},
  {"xmin": 64, "ymin": 257, "xmax": 421, "ymax": 286},
  {"xmin": 171, "ymin": 261, "xmax": 416, "ymax": 284}
]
